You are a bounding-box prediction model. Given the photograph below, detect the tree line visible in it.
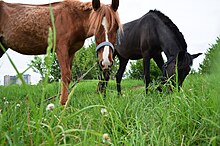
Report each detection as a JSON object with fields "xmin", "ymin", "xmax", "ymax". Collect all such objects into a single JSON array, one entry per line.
[{"xmin": 29, "ymin": 37, "xmax": 220, "ymax": 83}]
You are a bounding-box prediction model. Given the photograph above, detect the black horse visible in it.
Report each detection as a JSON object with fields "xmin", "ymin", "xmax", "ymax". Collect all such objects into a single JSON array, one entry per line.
[{"xmin": 97, "ymin": 10, "xmax": 202, "ymax": 95}]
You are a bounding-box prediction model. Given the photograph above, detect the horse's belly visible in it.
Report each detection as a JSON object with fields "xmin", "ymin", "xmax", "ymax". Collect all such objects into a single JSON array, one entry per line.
[
  {"xmin": 3, "ymin": 37, "xmax": 47, "ymax": 55},
  {"xmin": 117, "ymin": 47, "xmax": 142, "ymax": 60},
  {"xmin": 11, "ymin": 46, "xmax": 47, "ymax": 55}
]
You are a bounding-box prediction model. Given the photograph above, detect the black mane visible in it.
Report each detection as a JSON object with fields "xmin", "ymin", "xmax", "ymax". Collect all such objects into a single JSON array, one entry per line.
[{"xmin": 149, "ymin": 10, "xmax": 187, "ymax": 51}]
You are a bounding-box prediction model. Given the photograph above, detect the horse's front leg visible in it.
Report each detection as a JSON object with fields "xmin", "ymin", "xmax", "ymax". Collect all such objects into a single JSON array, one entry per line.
[
  {"xmin": 153, "ymin": 53, "xmax": 165, "ymax": 92},
  {"xmin": 153, "ymin": 53, "xmax": 164, "ymax": 71},
  {"xmin": 56, "ymin": 45, "xmax": 73, "ymax": 105},
  {"xmin": 115, "ymin": 56, "xmax": 128, "ymax": 95},
  {"xmin": 143, "ymin": 55, "xmax": 150, "ymax": 94},
  {"xmin": 97, "ymin": 71, "xmax": 109, "ymax": 99},
  {"xmin": 97, "ymin": 74, "xmax": 105, "ymax": 94}
]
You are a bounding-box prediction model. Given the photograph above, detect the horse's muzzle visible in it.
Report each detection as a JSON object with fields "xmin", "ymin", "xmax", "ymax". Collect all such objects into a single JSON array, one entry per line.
[{"xmin": 99, "ymin": 60, "xmax": 113, "ymax": 71}]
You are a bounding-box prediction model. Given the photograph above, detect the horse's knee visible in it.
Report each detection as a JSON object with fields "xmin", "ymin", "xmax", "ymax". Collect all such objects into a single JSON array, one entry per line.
[
  {"xmin": 97, "ymin": 81, "xmax": 105, "ymax": 93},
  {"xmin": 115, "ymin": 72, "xmax": 121, "ymax": 83}
]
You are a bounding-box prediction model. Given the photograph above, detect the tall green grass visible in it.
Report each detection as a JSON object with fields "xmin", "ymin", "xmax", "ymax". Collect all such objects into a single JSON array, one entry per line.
[{"xmin": 0, "ymin": 76, "xmax": 219, "ymax": 145}]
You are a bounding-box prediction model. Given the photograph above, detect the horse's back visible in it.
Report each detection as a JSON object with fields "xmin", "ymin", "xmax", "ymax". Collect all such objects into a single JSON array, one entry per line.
[
  {"xmin": 0, "ymin": 1, "xmax": 63, "ymax": 55},
  {"xmin": 116, "ymin": 12, "xmax": 163, "ymax": 60}
]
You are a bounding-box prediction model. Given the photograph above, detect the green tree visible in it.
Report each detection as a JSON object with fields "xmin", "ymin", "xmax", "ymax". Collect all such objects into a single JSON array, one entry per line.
[
  {"xmin": 72, "ymin": 43, "xmax": 97, "ymax": 80},
  {"xmin": 30, "ymin": 55, "xmax": 60, "ymax": 83},
  {"xmin": 127, "ymin": 59, "xmax": 162, "ymax": 80},
  {"xmin": 199, "ymin": 37, "xmax": 220, "ymax": 74}
]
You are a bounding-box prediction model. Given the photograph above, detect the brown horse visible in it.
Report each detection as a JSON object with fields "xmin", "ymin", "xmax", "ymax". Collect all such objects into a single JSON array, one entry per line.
[{"xmin": 0, "ymin": 0, "xmax": 121, "ymax": 105}]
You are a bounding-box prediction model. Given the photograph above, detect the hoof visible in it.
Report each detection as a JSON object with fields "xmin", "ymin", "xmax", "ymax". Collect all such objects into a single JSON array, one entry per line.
[{"xmin": 60, "ymin": 98, "xmax": 67, "ymax": 105}]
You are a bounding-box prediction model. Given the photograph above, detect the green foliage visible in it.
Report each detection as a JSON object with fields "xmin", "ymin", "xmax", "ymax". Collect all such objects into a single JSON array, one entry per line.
[
  {"xmin": 71, "ymin": 43, "xmax": 97, "ymax": 80},
  {"xmin": 199, "ymin": 37, "xmax": 220, "ymax": 74},
  {"xmin": 30, "ymin": 55, "xmax": 60, "ymax": 83},
  {"xmin": 127, "ymin": 59, "xmax": 161, "ymax": 80},
  {"xmin": 0, "ymin": 75, "xmax": 219, "ymax": 145}
]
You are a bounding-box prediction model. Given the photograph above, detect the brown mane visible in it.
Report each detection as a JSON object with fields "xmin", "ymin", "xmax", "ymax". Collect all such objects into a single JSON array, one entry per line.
[{"xmin": 89, "ymin": 4, "xmax": 122, "ymax": 34}]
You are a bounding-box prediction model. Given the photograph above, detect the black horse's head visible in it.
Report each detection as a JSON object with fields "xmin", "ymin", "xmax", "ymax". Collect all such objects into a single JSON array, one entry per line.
[{"xmin": 162, "ymin": 51, "xmax": 202, "ymax": 87}]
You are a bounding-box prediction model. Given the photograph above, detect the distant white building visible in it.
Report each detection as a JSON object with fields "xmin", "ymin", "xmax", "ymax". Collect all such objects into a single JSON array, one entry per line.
[{"xmin": 4, "ymin": 74, "xmax": 31, "ymax": 86}]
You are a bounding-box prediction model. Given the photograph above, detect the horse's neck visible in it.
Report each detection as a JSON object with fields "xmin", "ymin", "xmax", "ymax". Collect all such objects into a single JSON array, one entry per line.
[{"xmin": 64, "ymin": 0, "xmax": 94, "ymax": 38}]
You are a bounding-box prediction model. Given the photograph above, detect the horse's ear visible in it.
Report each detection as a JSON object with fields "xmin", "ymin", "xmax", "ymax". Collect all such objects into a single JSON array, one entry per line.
[
  {"xmin": 191, "ymin": 53, "xmax": 202, "ymax": 59},
  {"xmin": 92, "ymin": 0, "xmax": 100, "ymax": 11},
  {"xmin": 111, "ymin": 0, "xmax": 119, "ymax": 11}
]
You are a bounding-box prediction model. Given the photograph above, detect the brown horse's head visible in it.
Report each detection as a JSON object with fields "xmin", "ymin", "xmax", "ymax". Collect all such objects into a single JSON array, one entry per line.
[{"xmin": 90, "ymin": 0, "xmax": 121, "ymax": 72}]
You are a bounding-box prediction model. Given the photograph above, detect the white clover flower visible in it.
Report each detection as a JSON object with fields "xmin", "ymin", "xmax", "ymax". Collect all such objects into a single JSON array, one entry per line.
[
  {"xmin": 102, "ymin": 133, "xmax": 111, "ymax": 144},
  {"xmin": 100, "ymin": 108, "xmax": 108, "ymax": 117},
  {"xmin": 46, "ymin": 103, "xmax": 55, "ymax": 111},
  {"xmin": 42, "ymin": 118, "xmax": 47, "ymax": 122},
  {"xmin": 16, "ymin": 104, "xmax": 21, "ymax": 108},
  {"xmin": 4, "ymin": 101, "xmax": 9, "ymax": 105},
  {"xmin": 3, "ymin": 97, "xmax": 6, "ymax": 101}
]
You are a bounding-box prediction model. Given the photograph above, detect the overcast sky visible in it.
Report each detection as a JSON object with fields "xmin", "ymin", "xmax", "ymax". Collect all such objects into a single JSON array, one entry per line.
[{"xmin": 0, "ymin": 0, "xmax": 220, "ymax": 85}]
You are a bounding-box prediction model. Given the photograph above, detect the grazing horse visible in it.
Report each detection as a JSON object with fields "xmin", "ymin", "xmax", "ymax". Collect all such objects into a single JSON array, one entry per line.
[
  {"xmin": 0, "ymin": 0, "xmax": 121, "ymax": 105},
  {"xmin": 98, "ymin": 10, "xmax": 202, "ymax": 95}
]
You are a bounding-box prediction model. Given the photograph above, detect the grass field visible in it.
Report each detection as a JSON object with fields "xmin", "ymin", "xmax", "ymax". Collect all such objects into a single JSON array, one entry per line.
[
  {"xmin": 0, "ymin": 73, "xmax": 219, "ymax": 145},
  {"xmin": 1, "ymin": 3, "xmax": 219, "ymax": 145}
]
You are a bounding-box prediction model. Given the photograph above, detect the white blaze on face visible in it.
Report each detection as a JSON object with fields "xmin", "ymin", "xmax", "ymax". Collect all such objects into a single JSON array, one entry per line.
[{"xmin": 101, "ymin": 17, "xmax": 111, "ymax": 69}]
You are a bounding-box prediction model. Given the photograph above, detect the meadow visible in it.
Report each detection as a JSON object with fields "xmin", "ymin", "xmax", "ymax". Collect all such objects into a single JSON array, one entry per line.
[
  {"xmin": 0, "ymin": 6, "xmax": 219, "ymax": 145},
  {"xmin": 0, "ymin": 73, "xmax": 219, "ymax": 145}
]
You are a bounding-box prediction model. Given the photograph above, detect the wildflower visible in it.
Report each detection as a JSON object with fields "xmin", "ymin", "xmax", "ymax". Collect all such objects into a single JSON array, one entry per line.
[
  {"xmin": 0, "ymin": 109, "xmax": 2, "ymax": 114},
  {"xmin": 46, "ymin": 103, "xmax": 55, "ymax": 111},
  {"xmin": 16, "ymin": 104, "xmax": 21, "ymax": 108},
  {"xmin": 100, "ymin": 108, "xmax": 108, "ymax": 117},
  {"xmin": 102, "ymin": 133, "xmax": 111, "ymax": 144},
  {"xmin": 42, "ymin": 118, "xmax": 47, "ymax": 122},
  {"xmin": 4, "ymin": 101, "xmax": 9, "ymax": 105},
  {"xmin": 3, "ymin": 97, "xmax": 6, "ymax": 100}
]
